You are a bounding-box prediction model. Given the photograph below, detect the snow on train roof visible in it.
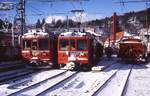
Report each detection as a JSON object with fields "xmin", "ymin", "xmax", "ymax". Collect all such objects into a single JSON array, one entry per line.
[
  {"xmin": 120, "ymin": 36, "xmax": 143, "ymax": 43},
  {"xmin": 23, "ymin": 29, "xmax": 48, "ymax": 36},
  {"xmin": 59, "ymin": 30, "xmax": 101, "ymax": 37},
  {"xmin": 59, "ymin": 31, "xmax": 86, "ymax": 37}
]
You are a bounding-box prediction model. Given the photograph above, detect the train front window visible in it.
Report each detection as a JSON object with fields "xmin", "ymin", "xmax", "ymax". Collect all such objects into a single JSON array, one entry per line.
[
  {"xmin": 32, "ymin": 40, "xmax": 38, "ymax": 50},
  {"xmin": 60, "ymin": 39, "xmax": 69, "ymax": 51},
  {"xmin": 23, "ymin": 39, "xmax": 31, "ymax": 50},
  {"xmin": 77, "ymin": 40, "xmax": 87, "ymax": 50},
  {"xmin": 39, "ymin": 39, "xmax": 49, "ymax": 50},
  {"xmin": 70, "ymin": 40, "xmax": 76, "ymax": 50}
]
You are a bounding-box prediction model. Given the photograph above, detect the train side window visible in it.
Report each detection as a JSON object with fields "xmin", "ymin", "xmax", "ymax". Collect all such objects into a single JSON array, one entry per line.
[
  {"xmin": 70, "ymin": 40, "xmax": 76, "ymax": 50},
  {"xmin": 60, "ymin": 39, "xmax": 69, "ymax": 51},
  {"xmin": 23, "ymin": 39, "xmax": 31, "ymax": 50},
  {"xmin": 77, "ymin": 40, "xmax": 87, "ymax": 50},
  {"xmin": 39, "ymin": 39, "xmax": 48, "ymax": 50}
]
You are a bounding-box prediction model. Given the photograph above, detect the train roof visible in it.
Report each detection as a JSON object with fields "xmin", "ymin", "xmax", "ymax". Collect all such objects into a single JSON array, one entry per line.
[
  {"xmin": 58, "ymin": 31, "xmax": 103, "ymax": 44},
  {"xmin": 24, "ymin": 29, "xmax": 48, "ymax": 36},
  {"xmin": 22, "ymin": 29, "xmax": 49, "ymax": 38},
  {"xmin": 59, "ymin": 31, "xmax": 87, "ymax": 37},
  {"xmin": 119, "ymin": 36, "xmax": 143, "ymax": 43}
]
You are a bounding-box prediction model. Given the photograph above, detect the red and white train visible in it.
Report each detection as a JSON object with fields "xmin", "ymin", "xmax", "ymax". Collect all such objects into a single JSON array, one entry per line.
[
  {"xmin": 57, "ymin": 31, "xmax": 103, "ymax": 70},
  {"xmin": 21, "ymin": 30, "xmax": 57, "ymax": 68},
  {"xmin": 118, "ymin": 36, "xmax": 146, "ymax": 61},
  {"xmin": 21, "ymin": 30, "xmax": 103, "ymax": 70}
]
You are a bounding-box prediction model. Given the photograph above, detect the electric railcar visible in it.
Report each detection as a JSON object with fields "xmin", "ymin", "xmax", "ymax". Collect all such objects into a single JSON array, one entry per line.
[
  {"xmin": 21, "ymin": 30, "xmax": 57, "ymax": 68},
  {"xmin": 57, "ymin": 31, "xmax": 103, "ymax": 70}
]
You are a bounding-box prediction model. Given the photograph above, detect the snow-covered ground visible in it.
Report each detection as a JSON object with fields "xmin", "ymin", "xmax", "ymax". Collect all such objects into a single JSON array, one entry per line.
[
  {"xmin": 125, "ymin": 63, "xmax": 150, "ymax": 96},
  {"xmin": 0, "ymin": 58, "xmax": 150, "ymax": 96},
  {"xmin": 95, "ymin": 64, "xmax": 132, "ymax": 96},
  {"xmin": 46, "ymin": 63, "xmax": 121, "ymax": 96},
  {"xmin": 0, "ymin": 69, "xmax": 66, "ymax": 96}
]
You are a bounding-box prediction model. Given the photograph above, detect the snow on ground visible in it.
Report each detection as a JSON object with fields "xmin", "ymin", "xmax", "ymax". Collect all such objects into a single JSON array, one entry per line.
[
  {"xmin": 45, "ymin": 63, "xmax": 121, "ymax": 96},
  {"xmin": 0, "ymin": 57, "xmax": 150, "ymax": 96},
  {"xmin": 95, "ymin": 64, "xmax": 132, "ymax": 96},
  {"xmin": 125, "ymin": 63, "xmax": 150, "ymax": 96},
  {"xmin": 0, "ymin": 69, "xmax": 65, "ymax": 96},
  {"xmin": 18, "ymin": 71, "xmax": 76, "ymax": 96}
]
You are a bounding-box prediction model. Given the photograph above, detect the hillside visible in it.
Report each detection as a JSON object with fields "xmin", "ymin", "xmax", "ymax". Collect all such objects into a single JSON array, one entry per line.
[{"xmin": 86, "ymin": 8, "xmax": 150, "ymax": 35}]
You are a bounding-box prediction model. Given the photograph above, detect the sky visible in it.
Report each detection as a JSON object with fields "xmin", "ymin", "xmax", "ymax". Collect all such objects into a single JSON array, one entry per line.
[{"xmin": 0, "ymin": 0, "xmax": 148, "ymax": 24}]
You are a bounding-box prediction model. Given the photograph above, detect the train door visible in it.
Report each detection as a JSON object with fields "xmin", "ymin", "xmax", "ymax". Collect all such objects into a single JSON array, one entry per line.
[
  {"xmin": 31, "ymin": 39, "xmax": 38, "ymax": 59},
  {"xmin": 76, "ymin": 38, "xmax": 89, "ymax": 64},
  {"xmin": 58, "ymin": 38, "xmax": 70, "ymax": 65},
  {"xmin": 21, "ymin": 38, "xmax": 32, "ymax": 61}
]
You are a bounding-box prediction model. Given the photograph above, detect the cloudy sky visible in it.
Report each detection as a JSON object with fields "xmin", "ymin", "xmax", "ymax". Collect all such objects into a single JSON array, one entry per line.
[{"xmin": 0, "ymin": 0, "xmax": 147, "ymax": 24}]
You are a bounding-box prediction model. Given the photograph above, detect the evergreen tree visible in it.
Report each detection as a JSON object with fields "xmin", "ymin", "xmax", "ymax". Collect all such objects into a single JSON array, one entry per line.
[
  {"xmin": 41, "ymin": 18, "xmax": 45, "ymax": 27},
  {"xmin": 55, "ymin": 19, "xmax": 62, "ymax": 28},
  {"xmin": 36, "ymin": 19, "xmax": 41, "ymax": 28},
  {"xmin": 0, "ymin": 19, "xmax": 4, "ymax": 29}
]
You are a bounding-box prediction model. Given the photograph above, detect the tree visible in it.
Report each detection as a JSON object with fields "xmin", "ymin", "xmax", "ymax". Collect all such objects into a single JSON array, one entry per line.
[
  {"xmin": 41, "ymin": 18, "xmax": 45, "ymax": 27},
  {"xmin": 55, "ymin": 19, "xmax": 62, "ymax": 28},
  {"xmin": 36, "ymin": 19, "xmax": 41, "ymax": 28},
  {"xmin": 0, "ymin": 19, "xmax": 4, "ymax": 29}
]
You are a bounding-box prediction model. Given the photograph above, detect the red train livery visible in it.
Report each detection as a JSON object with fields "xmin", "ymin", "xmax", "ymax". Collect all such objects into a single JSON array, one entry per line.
[
  {"xmin": 57, "ymin": 31, "xmax": 103, "ymax": 70},
  {"xmin": 21, "ymin": 30, "xmax": 57, "ymax": 68},
  {"xmin": 118, "ymin": 36, "xmax": 146, "ymax": 61}
]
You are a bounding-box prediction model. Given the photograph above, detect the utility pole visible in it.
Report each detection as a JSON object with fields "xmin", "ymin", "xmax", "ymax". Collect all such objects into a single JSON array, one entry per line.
[
  {"xmin": 17, "ymin": 0, "xmax": 25, "ymax": 35},
  {"xmin": 20, "ymin": 0, "xmax": 25, "ymax": 35},
  {"xmin": 112, "ymin": 12, "xmax": 117, "ymax": 46},
  {"xmin": 66, "ymin": 15, "xmax": 69, "ymax": 31}
]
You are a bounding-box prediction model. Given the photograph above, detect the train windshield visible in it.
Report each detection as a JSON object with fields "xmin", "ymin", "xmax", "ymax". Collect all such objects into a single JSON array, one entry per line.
[
  {"xmin": 23, "ymin": 39, "xmax": 31, "ymax": 50},
  {"xmin": 39, "ymin": 39, "xmax": 49, "ymax": 50},
  {"xmin": 32, "ymin": 40, "xmax": 38, "ymax": 50},
  {"xmin": 60, "ymin": 39, "xmax": 69, "ymax": 51},
  {"xmin": 70, "ymin": 40, "xmax": 76, "ymax": 50},
  {"xmin": 77, "ymin": 40, "xmax": 87, "ymax": 50}
]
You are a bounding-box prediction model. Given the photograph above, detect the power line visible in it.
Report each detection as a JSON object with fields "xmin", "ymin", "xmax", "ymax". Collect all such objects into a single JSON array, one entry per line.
[
  {"xmin": 115, "ymin": 0, "xmax": 150, "ymax": 3},
  {"xmin": 29, "ymin": 0, "xmax": 89, "ymax": 2}
]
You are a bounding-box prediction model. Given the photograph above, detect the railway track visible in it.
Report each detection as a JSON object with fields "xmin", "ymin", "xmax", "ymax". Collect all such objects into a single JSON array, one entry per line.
[
  {"xmin": 0, "ymin": 58, "xmax": 135, "ymax": 96},
  {"xmin": 36, "ymin": 63, "xmax": 133, "ymax": 96},
  {"xmin": 0, "ymin": 70, "xmax": 77, "ymax": 96},
  {"xmin": 93, "ymin": 64, "xmax": 133, "ymax": 96},
  {"xmin": 37, "ymin": 63, "xmax": 121, "ymax": 96},
  {"xmin": 0, "ymin": 68, "xmax": 35, "ymax": 82}
]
